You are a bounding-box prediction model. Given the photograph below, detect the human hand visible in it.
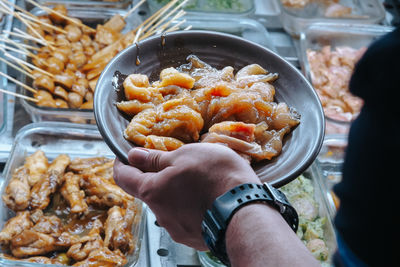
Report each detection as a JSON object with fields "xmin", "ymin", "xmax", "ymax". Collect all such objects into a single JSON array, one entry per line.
[{"xmin": 113, "ymin": 143, "xmax": 260, "ymax": 250}]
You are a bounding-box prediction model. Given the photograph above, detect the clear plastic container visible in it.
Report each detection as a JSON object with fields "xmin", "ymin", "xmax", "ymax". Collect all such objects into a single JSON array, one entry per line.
[
  {"xmin": 278, "ymin": 0, "xmax": 386, "ymax": 36},
  {"xmin": 0, "ymin": 122, "xmax": 146, "ymax": 266},
  {"xmin": 315, "ymin": 134, "xmax": 348, "ymax": 220},
  {"xmin": 19, "ymin": 7, "xmax": 142, "ymax": 123},
  {"xmin": 299, "ymin": 23, "xmax": 394, "ymax": 135},
  {"xmin": 197, "ymin": 163, "xmax": 337, "ymax": 266},
  {"xmin": 147, "ymin": 0, "xmax": 255, "ymax": 17},
  {"xmin": 36, "ymin": 0, "xmax": 132, "ymax": 9},
  {"xmin": 0, "ymin": 52, "xmax": 7, "ymax": 136},
  {"xmin": 171, "ymin": 17, "xmax": 276, "ymax": 52}
]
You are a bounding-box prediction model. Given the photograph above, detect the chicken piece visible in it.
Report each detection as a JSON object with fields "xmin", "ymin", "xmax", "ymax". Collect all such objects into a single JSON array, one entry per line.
[
  {"xmin": 104, "ymin": 14, "xmax": 126, "ymax": 33},
  {"xmin": 31, "ymin": 215, "xmax": 64, "ymax": 238},
  {"xmin": 54, "ymin": 86, "xmax": 69, "ymax": 101},
  {"xmin": 0, "ymin": 211, "xmax": 32, "ymax": 246},
  {"xmin": 269, "ymin": 102, "xmax": 300, "ymax": 130},
  {"xmin": 104, "ymin": 202, "xmax": 136, "ymax": 253},
  {"xmin": 80, "ymin": 34, "xmax": 92, "ymax": 47},
  {"xmin": 95, "ymin": 24, "xmax": 121, "ymax": 46},
  {"xmin": 49, "ymin": 4, "xmax": 68, "ymax": 24},
  {"xmin": 55, "ymin": 99, "xmax": 69, "ymax": 108},
  {"xmin": 34, "ymin": 89, "xmax": 57, "ymax": 108},
  {"xmin": 291, "ymin": 196, "xmax": 318, "ymax": 221},
  {"xmin": 72, "ymin": 246, "xmax": 127, "ymax": 267},
  {"xmin": 82, "ymin": 174, "xmax": 133, "ymax": 208},
  {"xmin": 67, "ymin": 219, "xmax": 103, "ymax": 261},
  {"xmin": 281, "ymin": 0, "xmax": 310, "ymax": 8},
  {"xmin": 0, "ymin": 254, "xmax": 57, "ymax": 264},
  {"xmin": 325, "ymin": 3, "xmax": 352, "ymax": 18},
  {"xmin": 24, "ymin": 150, "xmax": 49, "ymax": 187},
  {"xmin": 30, "ymin": 154, "xmax": 70, "ymax": 210},
  {"xmin": 208, "ymin": 121, "xmax": 256, "ymax": 143},
  {"xmin": 54, "ymin": 72, "xmax": 75, "ymax": 89},
  {"xmin": 70, "ymin": 51, "xmax": 87, "ymax": 68},
  {"xmin": 116, "ymin": 100, "xmax": 155, "ymax": 116},
  {"xmin": 11, "ymin": 229, "xmax": 57, "ymax": 257},
  {"xmin": 72, "ymin": 83, "xmax": 88, "ymax": 97},
  {"xmin": 124, "ymin": 97, "xmax": 203, "ymax": 146},
  {"xmin": 65, "ymin": 24, "xmax": 83, "ymax": 42},
  {"xmin": 123, "ymin": 73, "xmax": 160, "ymax": 102},
  {"xmin": 306, "ymin": 239, "xmax": 329, "ymax": 261},
  {"xmin": 33, "ymin": 75, "xmax": 55, "ymax": 93},
  {"xmin": 68, "ymin": 157, "xmax": 112, "ymax": 173},
  {"xmin": 32, "ymin": 53, "xmax": 48, "ymax": 69},
  {"xmin": 158, "ymin": 67, "xmax": 195, "ymax": 89},
  {"xmin": 2, "ymin": 167, "xmax": 31, "ymax": 211},
  {"xmin": 89, "ymin": 78, "xmax": 98, "ymax": 92},
  {"xmin": 38, "ymin": 16, "xmax": 54, "ymax": 34},
  {"xmin": 144, "ymin": 135, "xmax": 185, "ymax": 151},
  {"xmin": 68, "ymin": 92, "xmax": 83, "ymax": 108},
  {"xmin": 78, "ymin": 159, "xmax": 115, "ymax": 182},
  {"xmin": 61, "ymin": 172, "xmax": 88, "ymax": 214},
  {"xmin": 85, "ymin": 91, "xmax": 93, "ymax": 101}
]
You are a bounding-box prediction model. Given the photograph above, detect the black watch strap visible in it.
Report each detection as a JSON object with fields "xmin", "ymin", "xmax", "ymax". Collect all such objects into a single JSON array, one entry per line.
[{"xmin": 201, "ymin": 182, "xmax": 299, "ymax": 266}]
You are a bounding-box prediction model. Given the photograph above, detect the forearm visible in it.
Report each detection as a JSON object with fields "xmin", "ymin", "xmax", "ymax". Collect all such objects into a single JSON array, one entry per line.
[{"xmin": 226, "ymin": 203, "xmax": 320, "ymax": 267}]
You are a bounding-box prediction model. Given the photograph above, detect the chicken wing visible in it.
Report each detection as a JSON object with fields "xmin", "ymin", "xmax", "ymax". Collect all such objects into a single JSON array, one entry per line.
[
  {"xmin": 24, "ymin": 150, "xmax": 49, "ymax": 186},
  {"xmin": 61, "ymin": 172, "xmax": 88, "ymax": 214},
  {"xmin": 2, "ymin": 167, "xmax": 31, "ymax": 211},
  {"xmin": 72, "ymin": 246, "xmax": 127, "ymax": 267},
  {"xmin": 0, "ymin": 211, "xmax": 32, "ymax": 246},
  {"xmin": 30, "ymin": 154, "xmax": 71, "ymax": 210},
  {"xmin": 68, "ymin": 157, "xmax": 112, "ymax": 173},
  {"xmin": 11, "ymin": 229, "xmax": 57, "ymax": 258}
]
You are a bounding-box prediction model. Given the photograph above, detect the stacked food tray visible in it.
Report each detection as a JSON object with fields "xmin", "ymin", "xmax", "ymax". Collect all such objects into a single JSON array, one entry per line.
[{"xmin": 0, "ymin": 0, "xmax": 396, "ymax": 266}]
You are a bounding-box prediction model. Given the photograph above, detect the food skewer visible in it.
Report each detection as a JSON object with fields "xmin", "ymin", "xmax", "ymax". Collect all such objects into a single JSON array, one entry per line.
[
  {"xmin": 138, "ymin": 0, "xmax": 180, "ymax": 34},
  {"xmin": 0, "ymin": 57, "xmax": 35, "ymax": 79},
  {"xmin": 18, "ymin": 11, "xmax": 67, "ymax": 34},
  {"xmin": 0, "ymin": 36, "xmax": 41, "ymax": 51},
  {"xmin": 123, "ymin": 0, "xmax": 147, "ymax": 19},
  {"xmin": 0, "ymin": 88, "xmax": 38, "ymax": 102},
  {"xmin": 163, "ymin": 19, "xmax": 187, "ymax": 34},
  {"xmin": 25, "ymin": 0, "xmax": 96, "ymax": 33},
  {"xmin": 3, "ymin": 52, "xmax": 54, "ymax": 77},
  {"xmin": 15, "ymin": 14, "xmax": 55, "ymax": 49},
  {"xmin": 143, "ymin": 9, "xmax": 186, "ymax": 38},
  {"xmin": 0, "ymin": 71, "xmax": 37, "ymax": 94},
  {"xmin": 4, "ymin": 30, "xmax": 50, "ymax": 46},
  {"xmin": 0, "ymin": 44, "xmax": 46, "ymax": 66}
]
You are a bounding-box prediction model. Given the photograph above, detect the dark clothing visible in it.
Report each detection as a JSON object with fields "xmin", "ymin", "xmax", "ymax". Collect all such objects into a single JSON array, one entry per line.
[{"xmin": 333, "ymin": 27, "xmax": 400, "ymax": 266}]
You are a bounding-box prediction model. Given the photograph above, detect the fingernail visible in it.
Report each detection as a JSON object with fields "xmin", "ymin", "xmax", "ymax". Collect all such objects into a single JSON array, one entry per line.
[{"xmin": 131, "ymin": 148, "xmax": 149, "ymax": 165}]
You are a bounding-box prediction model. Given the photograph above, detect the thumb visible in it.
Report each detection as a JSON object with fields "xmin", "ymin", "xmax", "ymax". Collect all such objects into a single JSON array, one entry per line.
[{"xmin": 128, "ymin": 147, "xmax": 171, "ymax": 172}]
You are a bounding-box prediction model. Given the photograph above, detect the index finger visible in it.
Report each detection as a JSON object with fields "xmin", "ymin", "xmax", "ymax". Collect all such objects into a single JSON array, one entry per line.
[{"xmin": 114, "ymin": 158, "xmax": 148, "ymax": 197}]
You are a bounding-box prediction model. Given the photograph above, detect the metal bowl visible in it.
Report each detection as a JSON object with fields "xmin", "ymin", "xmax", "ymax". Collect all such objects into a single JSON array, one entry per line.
[{"xmin": 94, "ymin": 30, "xmax": 324, "ymax": 186}]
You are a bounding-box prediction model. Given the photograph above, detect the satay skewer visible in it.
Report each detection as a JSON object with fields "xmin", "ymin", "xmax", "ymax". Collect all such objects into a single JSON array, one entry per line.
[
  {"xmin": 4, "ymin": 30, "xmax": 50, "ymax": 46},
  {"xmin": 4, "ymin": 52, "xmax": 54, "ymax": 78},
  {"xmin": 0, "ymin": 57, "xmax": 35, "ymax": 79},
  {"xmin": 123, "ymin": 0, "xmax": 147, "ymax": 19},
  {"xmin": 0, "ymin": 71, "xmax": 37, "ymax": 94},
  {"xmin": 138, "ymin": 0, "xmax": 180, "ymax": 34},
  {"xmin": 0, "ymin": 88, "xmax": 38, "ymax": 102},
  {"xmin": 142, "ymin": 9, "xmax": 186, "ymax": 39},
  {"xmin": 0, "ymin": 44, "xmax": 49, "ymax": 67},
  {"xmin": 25, "ymin": 0, "xmax": 96, "ymax": 33},
  {"xmin": 15, "ymin": 14, "xmax": 55, "ymax": 50}
]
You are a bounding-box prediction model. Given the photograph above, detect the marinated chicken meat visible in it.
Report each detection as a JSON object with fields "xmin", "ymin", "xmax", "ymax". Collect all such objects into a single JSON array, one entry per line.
[
  {"xmin": 0, "ymin": 151, "xmax": 139, "ymax": 266},
  {"xmin": 281, "ymin": 0, "xmax": 353, "ymax": 19},
  {"xmin": 307, "ymin": 46, "xmax": 366, "ymax": 122},
  {"xmin": 24, "ymin": 150, "xmax": 49, "ymax": 186},
  {"xmin": 119, "ymin": 55, "xmax": 300, "ymax": 162}
]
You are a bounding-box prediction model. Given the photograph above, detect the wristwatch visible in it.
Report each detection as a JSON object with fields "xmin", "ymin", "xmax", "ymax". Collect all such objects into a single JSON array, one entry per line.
[{"xmin": 201, "ymin": 182, "xmax": 299, "ymax": 266}]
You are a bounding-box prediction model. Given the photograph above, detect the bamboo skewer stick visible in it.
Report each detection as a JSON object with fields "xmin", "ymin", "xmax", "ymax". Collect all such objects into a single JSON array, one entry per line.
[
  {"xmin": 133, "ymin": 26, "xmax": 143, "ymax": 44},
  {"xmin": 0, "ymin": 71, "xmax": 37, "ymax": 94},
  {"xmin": 163, "ymin": 19, "xmax": 187, "ymax": 34},
  {"xmin": 0, "ymin": 57, "xmax": 35, "ymax": 79},
  {"xmin": 143, "ymin": 9, "xmax": 186, "ymax": 38},
  {"xmin": 144, "ymin": 0, "xmax": 188, "ymax": 37},
  {"xmin": 16, "ymin": 14, "xmax": 55, "ymax": 49},
  {"xmin": 19, "ymin": 12, "xmax": 67, "ymax": 34},
  {"xmin": 4, "ymin": 30, "xmax": 49, "ymax": 46},
  {"xmin": 4, "ymin": 52, "xmax": 54, "ymax": 77},
  {"xmin": 0, "ymin": 0, "xmax": 35, "ymax": 18},
  {"xmin": 25, "ymin": 0, "xmax": 96, "ymax": 33},
  {"xmin": 0, "ymin": 88, "xmax": 38, "ymax": 102},
  {"xmin": 123, "ymin": 0, "xmax": 146, "ymax": 19},
  {"xmin": 138, "ymin": 0, "xmax": 179, "ymax": 34},
  {"xmin": 0, "ymin": 36, "xmax": 41, "ymax": 51},
  {"xmin": 0, "ymin": 44, "xmax": 49, "ymax": 67}
]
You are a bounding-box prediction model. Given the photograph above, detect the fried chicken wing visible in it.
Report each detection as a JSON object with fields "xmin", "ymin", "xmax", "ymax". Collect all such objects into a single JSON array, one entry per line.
[
  {"xmin": 31, "ymin": 214, "xmax": 64, "ymax": 238},
  {"xmin": 82, "ymin": 174, "xmax": 133, "ymax": 208},
  {"xmin": 0, "ymin": 211, "xmax": 32, "ymax": 246},
  {"xmin": 61, "ymin": 172, "xmax": 88, "ymax": 214},
  {"xmin": 24, "ymin": 150, "xmax": 49, "ymax": 186},
  {"xmin": 72, "ymin": 247, "xmax": 127, "ymax": 267},
  {"xmin": 68, "ymin": 157, "xmax": 112, "ymax": 173},
  {"xmin": 30, "ymin": 154, "xmax": 71, "ymax": 210},
  {"xmin": 2, "ymin": 167, "xmax": 31, "ymax": 211}
]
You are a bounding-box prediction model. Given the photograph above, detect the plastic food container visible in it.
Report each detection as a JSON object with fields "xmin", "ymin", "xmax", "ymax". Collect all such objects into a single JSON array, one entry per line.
[
  {"xmin": 19, "ymin": 7, "xmax": 142, "ymax": 124},
  {"xmin": 315, "ymin": 134, "xmax": 348, "ymax": 220},
  {"xmin": 197, "ymin": 163, "xmax": 337, "ymax": 266},
  {"xmin": 278, "ymin": 0, "xmax": 386, "ymax": 36},
  {"xmin": 147, "ymin": 0, "xmax": 255, "ymax": 17},
  {"xmin": 171, "ymin": 17, "xmax": 276, "ymax": 52},
  {"xmin": 0, "ymin": 122, "xmax": 147, "ymax": 266},
  {"xmin": 299, "ymin": 23, "xmax": 394, "ymax": 135},
  {"xmin": 36, "ymin": 0, "xmax": 132, "ymax": 9}
]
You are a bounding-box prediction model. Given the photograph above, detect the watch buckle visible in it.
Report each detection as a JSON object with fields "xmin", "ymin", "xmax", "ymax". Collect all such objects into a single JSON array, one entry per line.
[{"xmin": 262, "ymin": 182, "xmax": 286, "ymax": 214}]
